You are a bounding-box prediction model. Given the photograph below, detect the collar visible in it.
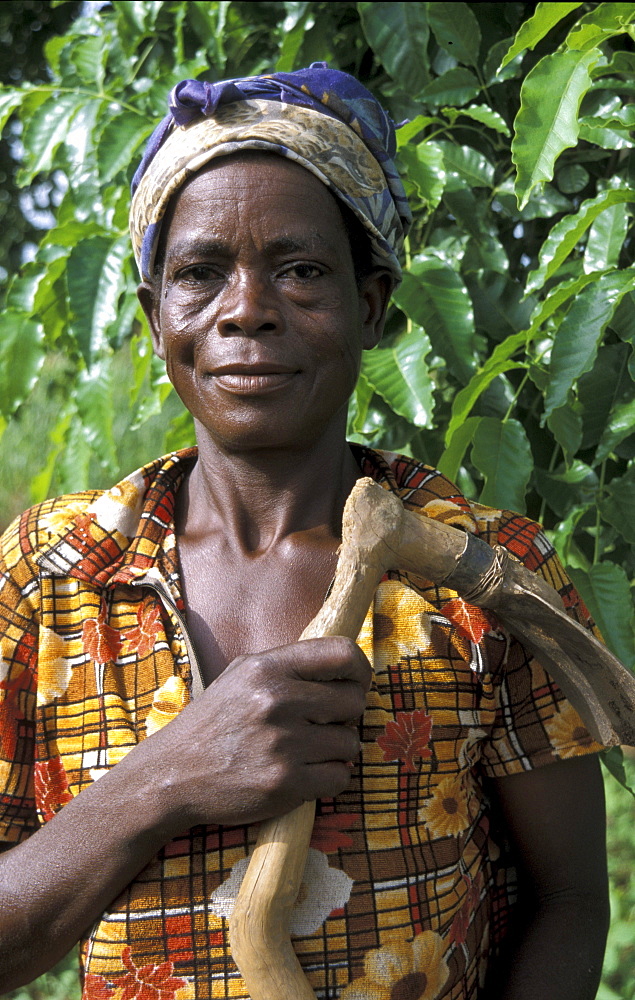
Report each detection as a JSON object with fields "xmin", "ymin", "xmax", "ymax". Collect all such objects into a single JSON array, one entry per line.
[
  {"xmin": 35, "ymin": 445, "xmax": 477, "ymax": 589},
  {"xmin": 36, "ymin": 448, "xmax": 198, "ymax": 589}
]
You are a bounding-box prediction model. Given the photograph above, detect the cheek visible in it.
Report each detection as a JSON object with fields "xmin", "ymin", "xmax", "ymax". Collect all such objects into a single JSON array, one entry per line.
[{"xmin": 158, "ymin": 300, "xmax": 216, "ymax": 362}]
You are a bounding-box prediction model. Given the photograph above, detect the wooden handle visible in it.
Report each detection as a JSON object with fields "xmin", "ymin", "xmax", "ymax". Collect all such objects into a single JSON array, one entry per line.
[
  {"xmin": 228, "ymin": 480, "xmax": 472, "ymax": 997},
  {"xmin": 229, "ymin": 478, "xmax": 635, "ymax": 998}
]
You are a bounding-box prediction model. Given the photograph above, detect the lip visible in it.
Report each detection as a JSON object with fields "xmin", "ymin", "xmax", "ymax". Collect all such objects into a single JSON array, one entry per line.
[
  {"xmin": 210, "ymin": 362, "xmax": 299, "ymax": 376},
  {"xmin": 208, "ymin": 362, "xmax": 300, "ymax": 395}
]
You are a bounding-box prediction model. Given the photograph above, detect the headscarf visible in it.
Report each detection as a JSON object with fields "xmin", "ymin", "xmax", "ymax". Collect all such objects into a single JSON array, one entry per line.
[{"xmin": 129, "ymin": 63, "xmax": 411, "ymax": 283}]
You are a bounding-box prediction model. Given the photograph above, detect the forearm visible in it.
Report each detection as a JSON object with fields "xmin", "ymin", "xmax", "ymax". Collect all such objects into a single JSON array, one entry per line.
[
  {"xmin": 492, "ymin": 891, "xmax": 610, "ymax": 1000},
  {"xmin": 0, "ymin": 740, "xmax": 178, "ymax": 991}
]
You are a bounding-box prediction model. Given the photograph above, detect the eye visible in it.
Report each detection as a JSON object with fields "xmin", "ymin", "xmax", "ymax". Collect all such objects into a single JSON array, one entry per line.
[
  {"xmin": 282, "ymin": 262, "xmax": 325, "ymax": 281},
  {"xmin": 178, "ymin": 263, "xmax": 222, "ymax": 284}
]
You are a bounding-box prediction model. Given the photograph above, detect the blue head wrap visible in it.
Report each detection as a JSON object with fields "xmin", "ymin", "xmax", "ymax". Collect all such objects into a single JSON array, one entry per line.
[{"xmin": 130, "ymin": 63, "xmax": 411, "ymax": 282}]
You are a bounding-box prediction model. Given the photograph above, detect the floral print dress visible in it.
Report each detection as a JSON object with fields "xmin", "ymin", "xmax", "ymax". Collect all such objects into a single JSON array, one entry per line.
[{"xmin": 0, "ymin": 447, "xmax": 602, "ymax": 999}]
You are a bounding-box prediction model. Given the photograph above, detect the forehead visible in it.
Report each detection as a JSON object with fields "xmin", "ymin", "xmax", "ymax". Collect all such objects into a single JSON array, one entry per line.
[{"xmin": 160, "ymin": 153, "xmax": 349, "ymax": 253}]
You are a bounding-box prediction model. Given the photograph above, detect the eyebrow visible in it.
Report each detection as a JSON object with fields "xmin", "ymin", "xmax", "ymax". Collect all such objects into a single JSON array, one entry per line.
[{"xmin": 164, "ymin": 232, "xmax": 336, "ymax": 265}]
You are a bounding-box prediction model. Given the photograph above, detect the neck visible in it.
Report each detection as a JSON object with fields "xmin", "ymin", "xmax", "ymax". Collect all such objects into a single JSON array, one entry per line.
[{"xmin": 177, "ymin": 422, "xmax": 362, "ymax": 554}]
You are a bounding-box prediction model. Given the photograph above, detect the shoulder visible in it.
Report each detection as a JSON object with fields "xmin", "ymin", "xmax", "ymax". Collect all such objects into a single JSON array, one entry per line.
[
  {"xmin": 0, "ymin": 447, "xmax": 197, "ymax": 585},
  {"xmin": 360, "ymin": 446, "xmax": 546, "ymax": 550},
  {"xmin": 1, "ymin": 491, "xmax": 102, "ymax": 576},
  {"xmin": 360, "ymin": 446, "xmax": 581, "ymax": 607}
]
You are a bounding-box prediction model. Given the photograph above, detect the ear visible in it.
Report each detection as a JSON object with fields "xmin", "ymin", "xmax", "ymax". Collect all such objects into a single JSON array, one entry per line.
[
  {"xmin": 359, "ymin": 270, "xmax": 394, "ymax": 350},
  {"xmin": 137, "ymin": 281, "xmax": 165, "ymax": 359}
]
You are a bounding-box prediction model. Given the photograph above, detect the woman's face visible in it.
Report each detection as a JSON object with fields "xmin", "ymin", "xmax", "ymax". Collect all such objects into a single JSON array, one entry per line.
[{"xmin": 139, "ymin": 153, "xmax": 389, "ymax": 455}]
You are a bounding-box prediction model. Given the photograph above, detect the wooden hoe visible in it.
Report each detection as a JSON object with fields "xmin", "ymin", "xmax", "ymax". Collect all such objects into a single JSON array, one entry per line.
[{"xmin": 228, "ymin": 477, "xmax": 635, "ymax": 1000}]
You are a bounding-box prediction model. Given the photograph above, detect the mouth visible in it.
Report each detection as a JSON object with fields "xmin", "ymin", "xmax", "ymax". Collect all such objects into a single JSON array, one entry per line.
[{"xmin": 208, "ymin": 362, "xmax": 299, "ymax": 393}]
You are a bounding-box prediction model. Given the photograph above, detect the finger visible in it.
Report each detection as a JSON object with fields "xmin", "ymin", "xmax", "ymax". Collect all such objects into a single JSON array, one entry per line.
[
  {"xmin": 257, "ymin": 636, "xmax": 372, "ymax": 688},
  {"xmin": 298, "ymin": 760, "xmax": 355, "ymax": 802},
  {"xmin": 300, "ymin": 723, "xmax": 361, "ymax": 764},
  {"xmin": 302, "ymin": 681, "xmax": 368, "ymax": 725}
]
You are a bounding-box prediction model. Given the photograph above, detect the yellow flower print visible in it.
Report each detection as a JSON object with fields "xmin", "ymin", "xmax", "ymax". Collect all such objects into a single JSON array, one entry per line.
[
  {"xmin": 422, "ymin": 499, "xmax": 476, "ymax": 534},
  {"xmin": 340, "ymin": 930, "xmax": 449, "ymax": 1000},
  {"xmin": 545, "ymin": 703, "xmax": 598, "ymax": 757},
  {"xmin": 418, "ymin": 774, "xmax": 470, "ymax": 838},
  {"xmin": 145, "ymin": 676, "xmax": 188, "ymax": 736},
  {"xmin": 40, "ymin": 501, "xmax": 90, "ymax": 536},
  {"xmin": 107, "ymin": 480, "xmax": 141, "ymax": 508},
  {"xmin": 372, "ymin": 580, "xmax": 432, "ymax": 672},
  {"xmin": 37, "ymin": 626, "xmax": 72, "ymax": 705}
]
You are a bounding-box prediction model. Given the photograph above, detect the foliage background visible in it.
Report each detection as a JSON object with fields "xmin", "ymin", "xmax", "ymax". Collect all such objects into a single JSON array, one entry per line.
[{"xmin": 0, "ymin": 1, "xmax": 633, "ymax": 997}]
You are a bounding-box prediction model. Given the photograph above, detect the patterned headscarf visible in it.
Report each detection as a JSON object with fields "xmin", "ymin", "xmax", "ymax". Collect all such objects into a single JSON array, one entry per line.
[{"xmin": 130, "ymin": 63, "xmax": 411, "ymax": 283}]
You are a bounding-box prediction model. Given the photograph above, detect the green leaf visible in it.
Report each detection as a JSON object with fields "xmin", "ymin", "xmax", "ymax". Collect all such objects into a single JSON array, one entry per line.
[
  {"xmin": 601, "ymin": 746, "xmax": 635, "ymax": 796},
  {"xmin": 394, "ymin": 255, "xmax": 478, "ymax": 384},
  {"xmin": 544, "ymin": 270, "xmax": 635, "ymax": 419},
  {"xmin": 69, "ymin": 35, "xmax": 106, "ymax": 86},
  {"xmin": 419, "ymin": 68, "xmax": 480, "ymax": 110},
  {"xmin": 578, "ymin": 343, "xmax": 632, "ymax": 452},
  {"xmin": 565, "ymin": 2, "xmax": 635, "ymax": 51},
  {"xmin": 578, "ymin": 121, "xmax": 632, "ymax": 150},
  {"xmin": 64, "ymin": 99, "xmax": 101, "ymax": 194},
  {"xmin": 98, "ymin": 112, "xmax": 152, "ymax": 183},
  {"xmin": 358, "ymin": 2, "xmax": 430, "ymax": 93},
  {"xmin": 361, "ymin": 324, "xmax": 434, "ymax": 427},
  {"xmin": 75, "ymin": 359, "xmax": 118, "ymax": 474},
  {"xmin": 466, "ymin": 272, "xmax": 534, "ymax": 341},
  {"xmin": 526, "ymin": 189, "xmax": 635, "ymax": 295},
  {"xmin": 545, "ymin": 459, "xmax": 595, "ymax": 484},
  {"xmin": 484, "ymin": 38, "xmax": 523, "ymax": 84},
  {"xmin": 276, "ymin": 4, "xmax": 315, "ymax": 72},
  {"xmin": 568, "ymin": 563, "xmax": 635, "ymax": 670},
  {"xmin": 29, "ymin": 409, "xmax": 73, "ymax": 505},
  {"xmin": 600, "ymin": 465, "xmax": 635, "ymax": 545},
  {"xmin": 438, "ymin": 416, "xmax": 480, "ymax": 482},
  {"xmin": 580, "ymin": 106, "xmax": 635, "ymax": 131},
  {"xmin": 19, "ymin": 92, "xmax": 84, "ymax": 185},
  {"xmin": 399, "ymin": 142, "xmax": 446, "ymax": 210},
  {"xmin": 584, "ymin": 199, "xmax": 629, "ymax": 273},
  {"xmin": 0, "ymin": 312, "xmax": 45, "ymax": 418},
  {"xmin": 445, "ymin": 337, "xmax": 526, "ymax": 445},
  {"xmin": 427, "ymin": 2, "xmax": 481, "ymax": 67},
  {"xmin": 395, "ymin": 115, "xmax": 439, "ymax": 149},
  {"xmin": 494, "ymin": 177, "xmax": 572, "ymax": 220},
  {"xmin": 534, "ymin": 466, "xmax": 595, "ymax": 519},
  {"xmin": 597, "ymin": 397, "xmax": 635, "ymax": 462},
  {"xmin": 6, "ymin": 262, "xmax": 47, "ymax": 313},
  {"xmin": 499, "ymin": 2, "xmax": 583, "ymax": 70},
  {"xmin": 611, "ymin": 292, "xmax": 635, "ymax": 343},
  {"xmin": 347, "ymin": 371, "xmax": 375, "ymax": 436},
  {"xmin": 131, "ymin": 359, "xmax": 173, "ymax": 429},
  {"xmin": 546, "ymin": 403, "xmax": 583, "ymax": 463},
  {"xmin": 67, "ymin": 235, "xmax": 129, "ymax": 367},
  {"xmin": 512, "ymin": 48, "xmax": 599, "ymax": 209},
  {"xmin": 441, "ymin": 187, "xmax": 489, "ymax": 241},
  {"xmin": 471, "ymin": 417, "xmax": 532, "ymax": 512},
  {"xmin": 165, "ymin": 405, "xmax": 195, "ymax": 453},
  {"xmin": 443, "ymin": 104, "xmax": 510, "ymax": 137},
  {"xmin": 45, "ymin": 219, "xmax": 104, "ymax": 248},
  {"xmin": 0, "ymin": 88, "xmax": 25, "ymax": 135},
  {"xmin": 435, "ymin": 140, "xmax": 494, "ymax": 188},
  {"xmin": 556, "ymin": 163, "xmax": 590, "ymax": 194},
  {"xmin": 527, "ymin": 271, "xmax": 607, "ymax": 333},
  {"xmin": 547, "ymin": 505, "xmax": 591, "ymax": 567}
]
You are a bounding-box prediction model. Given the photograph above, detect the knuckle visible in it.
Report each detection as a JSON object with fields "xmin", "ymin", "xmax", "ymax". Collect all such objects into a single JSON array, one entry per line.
[{"xmin": 250, "ymin": 684, "xmax": 281, "ymax": 722}]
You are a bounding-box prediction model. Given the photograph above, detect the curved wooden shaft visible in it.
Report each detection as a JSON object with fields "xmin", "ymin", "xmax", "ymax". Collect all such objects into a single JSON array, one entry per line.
[
  {"xmin": 229, "ymin": 478, "xmax": 635, "ymax": 999},
  {"xmin": 229, "ymin": 479, "xmax": 468, "ymax": 998}
]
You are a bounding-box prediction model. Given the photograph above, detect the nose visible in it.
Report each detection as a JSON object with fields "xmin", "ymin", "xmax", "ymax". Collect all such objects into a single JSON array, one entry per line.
[{"xmin": 216, "ymin": 270, "xmax": 281, "ymax": 337}]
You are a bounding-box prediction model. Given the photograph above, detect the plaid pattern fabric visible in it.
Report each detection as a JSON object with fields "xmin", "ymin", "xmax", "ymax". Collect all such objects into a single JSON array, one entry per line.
[{"xmin": 0, "ymin": 447, "xmax": 602, "ymax": 1000}]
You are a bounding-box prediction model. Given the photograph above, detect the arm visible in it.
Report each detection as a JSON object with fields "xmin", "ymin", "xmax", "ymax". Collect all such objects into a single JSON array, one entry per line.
[
  {"xmin": 487, "ymin": 753, "xmax": 609, "ymax": 1000},
  {"xmin": 0, "ymin": 636, "xmax": 370, "ymax": 991}
]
